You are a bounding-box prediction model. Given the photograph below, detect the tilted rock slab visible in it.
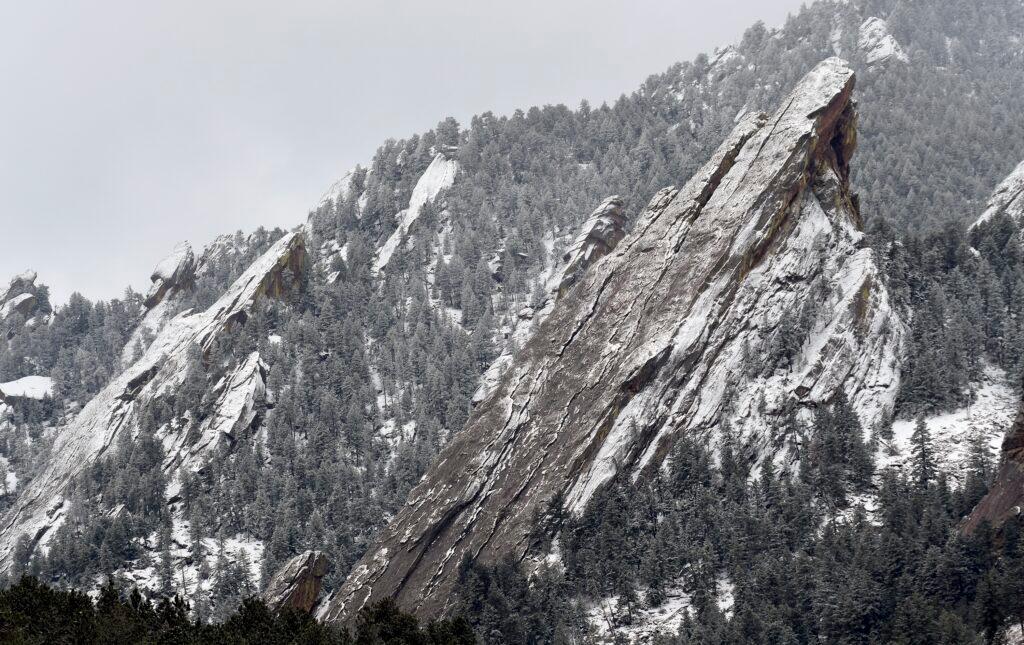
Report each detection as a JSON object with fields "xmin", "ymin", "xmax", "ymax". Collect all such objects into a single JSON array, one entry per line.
[
  {"xmin": 973, "ymin": 158, "xmax": 1024, "ymax": 228},
  {"xmin": 557, "ymin": 196, "xmax": 628, "ymax": 298},
  {"xmin": 322, "ymin": 58, "xmax": 905, "ymax": 622},
  {"xmin": 0, "ymin": 232, "xmax": 306, "ymax": 574},
  {"xmin": 262, "ymin": 550, "xmax": 330, "ymax": 613},
  {"xmin": 144, "ymin": 241, "xmax": 197, "ymax": 309}
]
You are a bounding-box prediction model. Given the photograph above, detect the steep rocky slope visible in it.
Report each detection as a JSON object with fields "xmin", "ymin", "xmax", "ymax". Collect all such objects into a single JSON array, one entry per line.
[
  {"xmin": 321, "ymin": 58, "xmax": 906, "ymax": 622},
  {"xmin": 0, "ymin": 233, "xmax": 306, "ymax": 574}
]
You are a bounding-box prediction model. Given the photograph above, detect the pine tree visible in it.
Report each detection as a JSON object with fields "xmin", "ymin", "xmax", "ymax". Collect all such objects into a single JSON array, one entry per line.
[{"xmin": 910, "ymin": 417, "xmax": 936, "ymax": 490}]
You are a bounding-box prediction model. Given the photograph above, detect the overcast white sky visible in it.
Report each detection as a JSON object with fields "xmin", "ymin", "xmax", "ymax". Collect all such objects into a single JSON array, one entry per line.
[{"xmin": 0, "ymin": 0, "xmax": 805, "ymax": 303}]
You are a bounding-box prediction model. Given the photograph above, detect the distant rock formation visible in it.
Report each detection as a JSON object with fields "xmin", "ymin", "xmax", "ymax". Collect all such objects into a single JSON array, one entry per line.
[
  {"xmin": 0, "ymin": 271, "xmax": 40, "ymax": 323},
  {"xmin": 858, "ymin": 17, "xmax": 909, "ymax": 66},
  {"xmin": 973, "ymin": 159, "xmax": 1024, "ymax": 229},
  {"xmin": 557, "ymin": 196, "xmax": 628, "ymax": 298},
  {"xmin": 144, "ymin": 242, "xmax": 196, "ymax": 309},
  {"xmin": 321, "ymin": 58, "xmax": 905, "ymax": 623},
  {"xmin": 0, "ymin": 232, "xmax": 306, "ymax": 574},
  {"xmin": 262, "ymin": 550, "xmax": 329, "ymax": 613}
]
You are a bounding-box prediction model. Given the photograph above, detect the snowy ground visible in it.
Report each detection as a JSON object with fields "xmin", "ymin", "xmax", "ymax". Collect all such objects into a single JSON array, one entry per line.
[
  {"xmin": 586, "ymin": 576, "xmax": 734, "ymax": 643},
  {"xmin": 103, "ymin": 517, "xmax": 263, "ymax": 600},
  {"xmin": 0, "ymin": 375, "xmax": 53, "ymax": 400},
  {"xmin": 881, "ymin": 365, "xmax": 1016, "ymax": 482}
]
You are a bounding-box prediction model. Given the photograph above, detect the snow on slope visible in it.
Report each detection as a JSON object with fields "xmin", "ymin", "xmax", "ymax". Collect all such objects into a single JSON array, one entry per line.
[
  {"xmin": 883, "ymin": 365, "xmax": 1016, "ymax": 480},
  {"xmin": 317, "ymin": 169, "xmax": 355, "ymax": 210},
  {"xmin": 0, "ymin": 232, "xmax": 306, "ymax": 574},
  {"xmin": 0, "ymin": 376, "xmax": 53, "ymax": 400},
  {"xmin": 858, "ymin": 18, "xmax": 909, "ymax": 65},
  {"xmin": 373, "ymin": 153, "xmax": 458, "ymax": 273},
  {"xmin": 586, "ymin": 576, "xmax": 735, "ymax": 643}
]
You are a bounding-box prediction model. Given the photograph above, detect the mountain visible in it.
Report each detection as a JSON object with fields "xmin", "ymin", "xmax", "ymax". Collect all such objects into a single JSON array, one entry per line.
[
  {"xmin": 0, "ymin": 233, "xmax": 305, "ymax": 577},
  {"xmin": 320, "ymin": 56, "xmax": 905, "ymax": 623},
  {"xmin": 2, "ymin": 0, "xmax": 1024, "ymax": 638}
]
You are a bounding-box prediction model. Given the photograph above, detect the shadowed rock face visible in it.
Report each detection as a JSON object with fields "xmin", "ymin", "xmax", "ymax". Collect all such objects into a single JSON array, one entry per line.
[
  {"xmin": 0, "ymin": 233, "xmax": 306, "ymax": 574},
  {"xmin": 262, "ymin": 551, "xmax": 330, "ymax": 613},
  {"xmin": 321, "ymin": 58, "xmax": 905, "ymax": 623}
]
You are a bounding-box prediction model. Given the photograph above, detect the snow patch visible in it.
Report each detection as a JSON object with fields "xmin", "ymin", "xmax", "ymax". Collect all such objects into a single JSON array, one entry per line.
[
  {"xmin": 0, "ymin": 375, "xmax": 54, "ymax": 400},
  {"xmin": 883, "ymin": 365, "xmax": 1016, "ymax": 481}
]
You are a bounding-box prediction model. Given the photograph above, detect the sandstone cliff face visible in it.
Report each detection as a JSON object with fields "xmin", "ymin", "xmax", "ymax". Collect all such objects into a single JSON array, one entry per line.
[
  {"xmin": 0, "ymin": 233, "xmax": 306, "ymax": 573},
  {"xmin": 321, "ymin": 58, "xmax": 906, "ymax": 622},
  {"xmin": 262, "ymin": 550, "xmax": 330, "ymax": 613}
]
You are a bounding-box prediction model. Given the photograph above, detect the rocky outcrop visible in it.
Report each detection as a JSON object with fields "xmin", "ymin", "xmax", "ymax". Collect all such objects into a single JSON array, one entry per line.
[
  {"xmin": 1, "ymin": 271, "xmax": 40, "ymax": 322},
  {"xmin": 973, "ymin": 159, "xmax": 1024, "ymax": 228},
  {"xmin": 262, "ymin": 550, "xmax": 330, "ymax": 613},
  {"xmin": 0, "ymin": 232, "xmax": 306, "ymax": 574},
  {"xmin": 144, "ymin": 242, "xmax": 196, "ymax": 309},
  {"xmin": 557, "ymin": 196, "xmax": 628, "ymax": 298},
  {"xmin": 858, "ymin": 18, "xmax": 909, "ymax": 66},
  {"xmin": 321, "ymin": 58, "xmax": 905, "ymax": 622},
  {"xmin": 374, "ymin": 152, "xmax": 458, "ymax": 273},
  {"xmin": 0, "ymin": 294, "xmax": 36, "ymax": 322}
]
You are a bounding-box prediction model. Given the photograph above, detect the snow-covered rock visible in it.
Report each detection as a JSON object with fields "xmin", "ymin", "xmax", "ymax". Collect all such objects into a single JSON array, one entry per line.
[
  {"xmin": 373, "ymin": 153, "xmax": 458, "ymax": 273},
  {"xmin": 0, "ymin": 293, "xmax": 37, "ymax": 322},
  {"xmin": 858, "ymin": 18, "xmax": 909, "ymax": 66},
  {"xmin": 0, "ymin": 232, "xmax": 306, "ymax": 574},
  {"xmin": 1, "ymin": 271, "xmax": 37, "ymax": 305},
  {"xmin": 318, "ymin": 169, "xmax": 355, "ymax": 210},
  {"xmin": 144, "ymin": 241, "xmax": 196, "ymax": 309},
  {"xmin": 162, "ymin": 351, "xmax": 267, "ymax": 476},
  {"xmin": 323, "ymin": 58, "xmax": 906, "ymax": 623},
  {"xmin": 973, "ymin": 158, "xmax": 1024, "ymax": 228},
  {"xmin": 557, "ymin": 196, "xmax": 629, "ymax": 298},
  {"xmin": 0, "ymin": 375, "xmax": 54, "ymax": 401}
]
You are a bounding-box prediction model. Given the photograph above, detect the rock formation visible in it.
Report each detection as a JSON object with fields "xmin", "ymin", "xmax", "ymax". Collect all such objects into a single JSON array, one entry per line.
[
  {"xmin": 373, "ymin": 152, "xmax": 459, "ymax": 273},
  {"xmin": 556, "ymin": 196, "xmax": 629, "ymax": 298},
  {"xmin": 144, "ymin": 242, "xmax": 196, "ymax": 309},
  {"xmin": 0, "ymin": 271, "xmax": 40, "ymax": 323},
  {"xmin": 973, "ymin": 158, "xmax": 1024, "ymax": 228},
  {"xmin": 0, "ymin": 232, "xmax": 306, "ymax": 573},
  {"xmin": 320, "ymin": 58, "xmax": 905, "ymax": 623},
  {"xmin": 262, "ymin": 550, "xmax": 330, "ymax": 613},
  {"xmin": 858, "ymin": 17, "xmax": 909, "ymax": 66}
]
